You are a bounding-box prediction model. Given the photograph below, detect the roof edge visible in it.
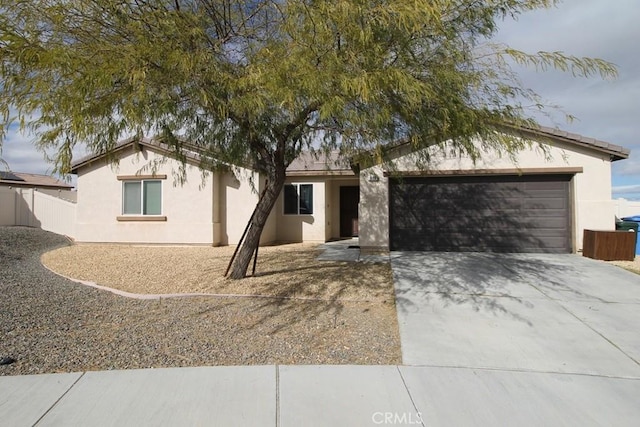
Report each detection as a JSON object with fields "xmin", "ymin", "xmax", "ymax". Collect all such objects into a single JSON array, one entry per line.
[
  {"xmin": 500, "ymin": 124, "xmax": 630, "ymax": 161},
  {"xmin": 0, "ymin": 180, "xmax": 74, "ymax": 189},
  {"xmin": 70, "ymin": 137, "xmax": 238, "ymax": 174}
]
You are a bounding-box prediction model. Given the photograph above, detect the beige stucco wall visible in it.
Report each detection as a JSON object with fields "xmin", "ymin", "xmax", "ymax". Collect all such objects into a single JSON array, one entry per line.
[
  {"xmin": 359, "ymin": 166, "xmax": 390, "ymax": 249},
  {"xmin": 272, "ymin": 176, "xmax": 359, "ymax": 243},
  {"xmin": 218, "ymin": 168, "xmax": 274, "ymax": 246},
  {"xmin": 615, "ymin": 199, "xmax": 640, "ymax": 218},
  {"xmin": 275, "ymin": 178, "xmax": 327, "ymax": 243},
  {"xmin": 359, "ymin": 139, "xmax": 616, "ymax": 252},
  {"xmin": 259, "ymin": 176, "xmax": 278, "ymax": 245},
  {"xmin": 75, "ymin": 147, "xmax": 215, "ymax": 244},
  {"xmin": 75, "ymin": 147, "xmax": 262, "ymax": 245}
]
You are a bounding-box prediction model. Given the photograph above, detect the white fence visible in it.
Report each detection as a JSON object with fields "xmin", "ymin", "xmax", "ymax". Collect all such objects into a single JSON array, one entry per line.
[
  {"xmin": 0, "ymin": 187, "xmax": 76, "ymax": 238},
  {"xmin": 614, "ymin": 198, "xmax": 640, "ymax": 219}
]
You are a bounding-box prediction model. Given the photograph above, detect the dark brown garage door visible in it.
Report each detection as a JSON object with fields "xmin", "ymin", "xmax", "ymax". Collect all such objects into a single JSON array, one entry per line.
[{"xmin": 389, "ymin": 175, "xmax": 572, "ymax": 253}]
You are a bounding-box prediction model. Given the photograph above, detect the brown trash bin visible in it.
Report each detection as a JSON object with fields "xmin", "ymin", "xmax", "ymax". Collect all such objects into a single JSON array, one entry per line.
[{"xmin": 583, "ymin": 229, "xmax": 635, "ymax": 261}]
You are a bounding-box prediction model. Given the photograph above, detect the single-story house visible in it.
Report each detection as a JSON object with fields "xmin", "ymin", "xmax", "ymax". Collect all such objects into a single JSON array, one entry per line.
[
  {"xmin": 70, "ymin": 125, "xmax": 629, "ymax": 253},
  {"xmin": 70, "ymin": 137, "xmax": 359, "ymax": 246}
]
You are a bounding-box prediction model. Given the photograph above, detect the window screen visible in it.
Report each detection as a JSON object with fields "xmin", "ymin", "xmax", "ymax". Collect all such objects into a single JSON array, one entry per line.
[
  {"xmin": 284, "ymin": 184, "xmax": 299, "ymax": 214},
  {"xmin": 123, "ymin": 181, "xmax": 142, "ymax": 214},
  {"xmin": 299, "ymin": 184, "xmax": 313, "ymax": 214},
  {"xmin": 122, "ymin": 180, "xmax": 162, "ymax": 215},
  {"xmin": 284, "ymin": 183, "xmax": 313, "ymax": 215},
  {"xmin": 143, "ymin": 181, "xmax": 162, "ymax": 215}
]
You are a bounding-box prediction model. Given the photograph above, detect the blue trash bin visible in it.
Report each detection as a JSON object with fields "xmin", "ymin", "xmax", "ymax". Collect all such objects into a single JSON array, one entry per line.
[{"xmin": 621, "ymin": 216, "xmax": 640, "ymax": 255}]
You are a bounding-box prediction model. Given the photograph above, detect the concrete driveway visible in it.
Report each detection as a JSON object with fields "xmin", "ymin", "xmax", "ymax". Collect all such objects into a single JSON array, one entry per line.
[{"xmin": 391, "ymin": 252, "xmax": 640, "ymax": 424}]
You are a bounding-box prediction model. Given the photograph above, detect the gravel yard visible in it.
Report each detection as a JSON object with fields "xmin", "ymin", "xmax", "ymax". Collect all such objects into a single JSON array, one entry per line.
[
  {"xmin": 608, "ymin": 256, "xmax": 640, "ymax": 275},
  {"xmin": 1, "ymin": 227, "xmax": 400, "ymax": 376},
  {"xmin": 41, "ymin": 242, "xmax": 393, "ymax": 301}
]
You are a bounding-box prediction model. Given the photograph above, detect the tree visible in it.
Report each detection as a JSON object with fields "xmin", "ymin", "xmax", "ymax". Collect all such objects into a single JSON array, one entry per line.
[{"xmin": 0, "ymin": 0, "xmax": 615, "ymax": 279}]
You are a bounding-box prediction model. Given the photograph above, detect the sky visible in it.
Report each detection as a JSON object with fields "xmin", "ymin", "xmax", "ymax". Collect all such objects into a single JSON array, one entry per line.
[{"xmin": 1, "ymin": 0, "xmax": 639, "ymax": 198}]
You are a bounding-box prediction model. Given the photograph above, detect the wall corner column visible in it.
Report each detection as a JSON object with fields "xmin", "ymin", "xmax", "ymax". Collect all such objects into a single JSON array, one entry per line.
[{"xmin": 212, "ymin": 172, "xmax": 222, "ymax": 246}]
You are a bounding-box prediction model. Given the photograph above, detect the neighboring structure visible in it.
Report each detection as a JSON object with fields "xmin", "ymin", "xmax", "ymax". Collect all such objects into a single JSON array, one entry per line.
[
  {"xmin": 0, "ymin": 171, "xmax": 75, "ymax": 200},
  {"xmin": 69, "ymin": 126, "xmax": 629, "ymax": 253},
  {"xmin": 614, "ymin": 198, "xmax": 640, "ymax": 219},
  {"xmin": 0, "ymin": 171, "xmax": 76, "ymax": 234}
]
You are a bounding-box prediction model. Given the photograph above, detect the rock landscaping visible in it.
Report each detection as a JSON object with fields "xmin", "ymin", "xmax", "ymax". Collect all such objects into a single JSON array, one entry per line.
[{"xmin": 0, "ymin": 227, "xmax": 401, "ymax": 375}]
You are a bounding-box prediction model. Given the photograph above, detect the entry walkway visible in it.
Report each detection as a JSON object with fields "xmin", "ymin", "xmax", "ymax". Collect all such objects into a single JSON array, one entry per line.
[{"xmin": 316, "ymin": 238, "xmax": 389, "ymax": 263}]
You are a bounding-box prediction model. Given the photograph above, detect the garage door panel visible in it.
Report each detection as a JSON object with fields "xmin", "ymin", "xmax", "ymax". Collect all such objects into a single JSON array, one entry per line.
[
  {"xmin": 392, "ymin": 231, "xmax": 563, "ymax": 253},
  {"xmin": 523, "ymin": 216, "xmax": 569, "ymax": 228},
  {"xmin": 392, "ymin": 212, "xmax": 568, "ymax": 230},
  {"xmin": 525, "ymin": 191, "xmax": 566, "ymax": 201},
  {"xmin": 524, "ymin": 180, "xmax": 569, "ymax": 190},
  {"xmin": 389, "ymin": 175, "xmax": 571, "ymax": 253},
  {"xmin": 523, "ymin": 198, "xmax": 566, "ymax": 210}
]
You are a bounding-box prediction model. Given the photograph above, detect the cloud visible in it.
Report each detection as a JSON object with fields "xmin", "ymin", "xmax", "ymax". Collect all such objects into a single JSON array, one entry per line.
[
  {"xmin": 495, "ymin": 0, "xmax": 640, "ymax": 146},
  {"xmin": 613, "ymin": 184, "xmax": 640, "ymax": 194},
  {"xmin": 612, "ymin": 191, "xmax": 640, "ymax": 202},
  {"xmin": 613, "ymin": 188, "xmax": 640, "ymax": 201},
  {"xmin": 1, "ymin": 126, "xmax": 87, "ymax": 181},
  {"xmin": 614, "ymin": 153, "xmax": 640, "ymax": 177},
  {"xmin": 1, "ymin": 129, "xmax": 51, "ymax": 174}
]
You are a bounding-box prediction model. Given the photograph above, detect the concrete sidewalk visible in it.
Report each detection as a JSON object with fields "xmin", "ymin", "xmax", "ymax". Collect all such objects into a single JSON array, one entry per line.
[{"xmin": 3, "ymin": 364, "xmax": 640, "ymax": 426}]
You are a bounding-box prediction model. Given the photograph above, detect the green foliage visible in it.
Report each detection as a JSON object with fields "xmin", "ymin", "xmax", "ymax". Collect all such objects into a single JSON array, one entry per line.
[{"xmin": 0, "ymin": 0, "xmax": 616, "ymax": 175}]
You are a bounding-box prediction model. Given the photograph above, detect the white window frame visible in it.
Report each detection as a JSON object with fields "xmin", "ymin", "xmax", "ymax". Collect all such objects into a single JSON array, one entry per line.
[{"xmin": 283, "ymin": 183, "xmax": 314, "ymax": 215}]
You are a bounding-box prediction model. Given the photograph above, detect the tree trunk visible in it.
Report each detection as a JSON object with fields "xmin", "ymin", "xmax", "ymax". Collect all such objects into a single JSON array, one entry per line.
[{"xmin": 227, "ymin": 171, "xmax": 286, "ymax": 279}]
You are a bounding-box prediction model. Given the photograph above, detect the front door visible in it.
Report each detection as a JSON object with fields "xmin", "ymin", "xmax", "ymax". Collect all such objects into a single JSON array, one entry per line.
[{"xmin": 340, "ymin": 186, "xmax": 360, "ymax": 237}]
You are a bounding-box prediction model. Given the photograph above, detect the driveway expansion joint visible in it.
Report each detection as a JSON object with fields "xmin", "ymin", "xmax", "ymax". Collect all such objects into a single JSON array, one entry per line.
[
  {"xmin": 396, "ymin": 366, "xmax": 427, "ymax": 427},
  {"xmin": 33, "ymin": 371, "xmax": 85, "ymax": 426},
  {"xmin": 400, "ymin": 364, "xmax": 640, "ymax": 381}
]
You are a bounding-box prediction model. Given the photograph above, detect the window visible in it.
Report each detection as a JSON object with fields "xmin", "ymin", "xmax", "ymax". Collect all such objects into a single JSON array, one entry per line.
[
  {"xmin": 122, "ymin": 180, "xmax": 162, "ymax": 215},
  {"xmin": 284, "ymin": 183, "xmax": 313, "ymax": 215}
]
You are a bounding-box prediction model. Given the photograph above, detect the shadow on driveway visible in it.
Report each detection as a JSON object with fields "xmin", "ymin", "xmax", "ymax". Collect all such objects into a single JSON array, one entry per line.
[
  {"xmin": 390, "ymin": 251, "xmax": 640, "ymax": 376},
  {"xmin": 392, "ymin": 251, "xmax": 611, "ymax": 324}
]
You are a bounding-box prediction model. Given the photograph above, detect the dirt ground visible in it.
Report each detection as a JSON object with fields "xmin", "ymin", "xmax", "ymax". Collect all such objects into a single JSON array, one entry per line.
[
  {"xmin": 608, "ymin": 256, "xmax": 640, "ymax": 275},
  {"xmin": 3, "ymin": 229, "xmax": 402, "ymax": 374},
  {"xmin": 41, "ymin": 243, "xmax": 394, "ymax": 302}
]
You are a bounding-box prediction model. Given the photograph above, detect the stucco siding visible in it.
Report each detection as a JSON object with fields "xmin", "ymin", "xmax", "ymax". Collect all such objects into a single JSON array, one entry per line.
[
  {"xmin": 75, "ymin": 147, "xmax": 215, "ymax": 244},
  {"xmin": 324, "ymin": 180, "xmax": 333, "ymax": 242},
  {"xmin": 218, "ymin": 168, "xmax": 263, "ymax": 245},
  {"xmin": 615, "ymin": 199, "xmax": 640, "ymax": 218},
  {"xmin": 259, "ymin": 176, "xmax": 278, "ymax": 245},
  {"xmin": 275, "ymin": 178, "xmax": 327, "ymax": 243},
  {"xmin": 360, "ymin": 140, "xmax": 616, "ymax": 251},
  {"xmin": 359, "ymin": 165, "xmax": 390, "ymax": 249}
]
